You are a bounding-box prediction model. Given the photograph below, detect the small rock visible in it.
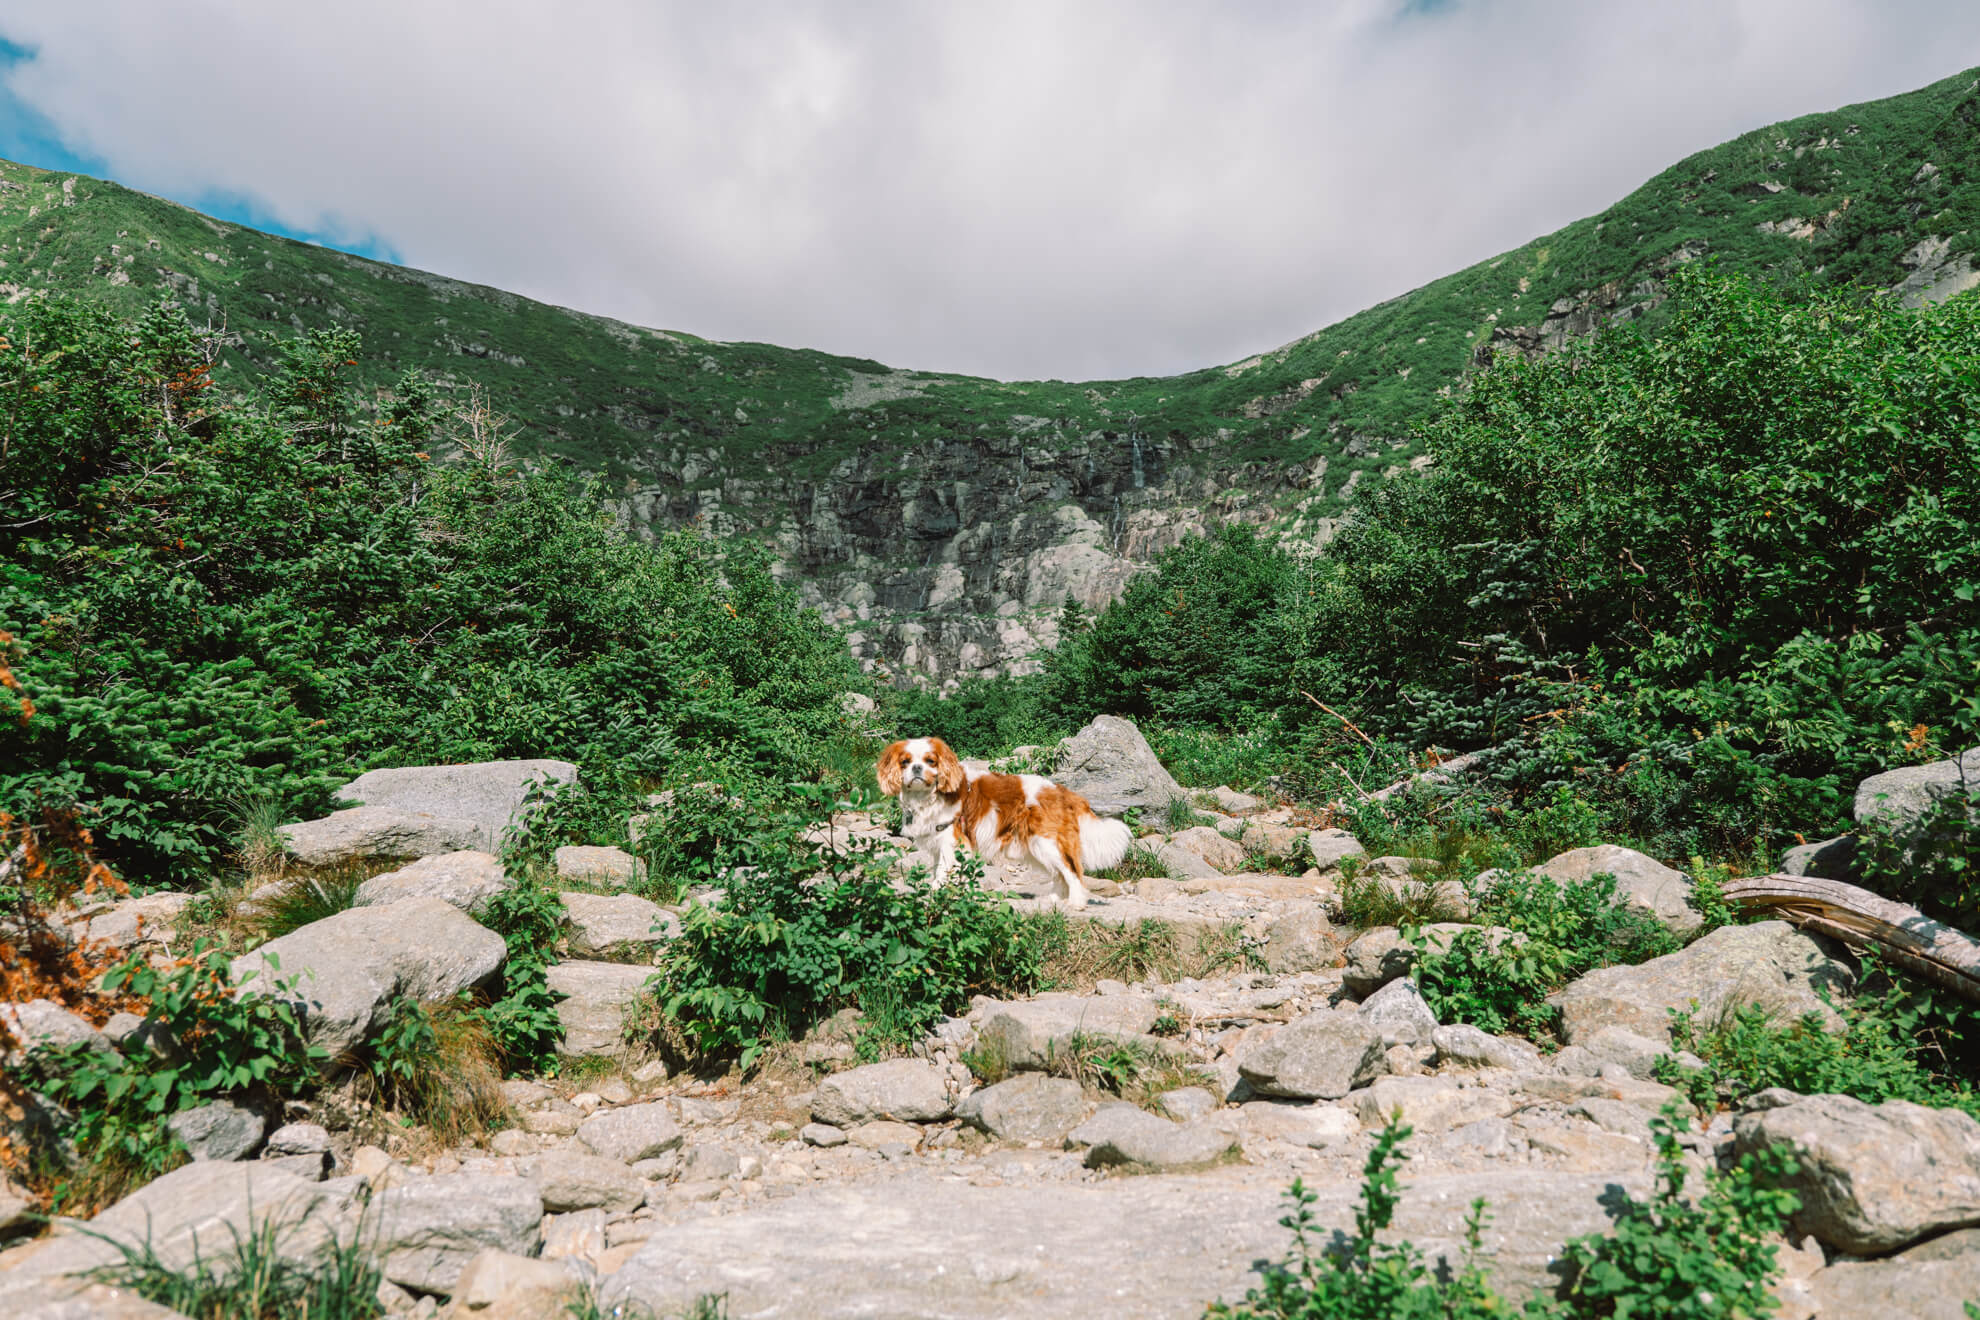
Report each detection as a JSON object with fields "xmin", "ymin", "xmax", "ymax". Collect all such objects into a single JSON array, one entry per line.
[
  {"xmin": 974, "ymin": 994, "xmax": 1163, "ymax": 1071},
  {"xmin": 541, "ymin": 1208, "xmax": 607, "ymax": 1264},
  {"xmin": 1054, "ymin": 716, "xmax": 1186, "ymax": 815},
  {"xmin": 631, "ymin": 1153, "xmax": 679, "ymax": 1180},
  {"xmin": 1353, "ymin": 1076, "xmax": 1515, "ymax": 1133},
  {"xmin": 545, "ymin": 960, "xmax": 651, "ymax": 1057},
  {"xmin": 1535, "ymin": 845, "xmax": 1699, "ymax": 935},
  {"xmin": 1166, "ymin": 826, "xmax": 1248, "ymax": 873},
  {"xmin": 1236, "ymin": 1101, "xmax": 1360, "ymax": 1149},
  {"xmin": 1068, "ymin": 1104, "xmax": 1235, "ymax": 1170},
  {"xmin": 957, "ymin": 1073, "xmax": 1089, "ymax": 1145},
  {"xmin": 167, "ymin": 1098, "xmax": 267, "ymax": 1162},
  {"xmin": 847, "ymin": 1120, "xmax": 923, "ymax": 1151},
  {"xmin": 555, "ymin": 845, "xmax": 644, "ymax": 887},
  {"xmin": 371, "ymin": 1173, "xmax": 545, "ymax": 1294},
  {"xmin": 489, "ymin": 1130, "xmax": 534, "ymax": 1158},
  {"xmin": 1306, "ymin": 829, "xmax": 1367, "ymax": 872},
  {"xmin": 1155, "ymin": 1088, "xmax": 1220, "ymax": 1123},
  {"xmin": 1358, "ymin": 978, "xmax": 1439, "ymax": 1045},
  {"xmin": 1259, "ymin": 908, "xmax": 1338, "ymax": 974},
  {"xmin": 577, "ymin": 1103, "xmax": 683, "ymax": 1163},
  {"xmin": 1430, "ymin": 1024, "xmax": 1542, "ymax": 1072},
  {"xmin": 679, "ymin": 1145, "xmax": 742, "ymax": 1182},
  {"xmin": 263, "ymin": 1122, "xmax": 331, "ymax": 1157},
  {"xmin": 1237, "ymin": 1008, "xmax": 1385, "ymax": 1100},
  {"xmin": 354, "ymin": 851, "xmax": 512, "ymax": 915},
  {"xmin": 812, "ymin": 1059, "xmax": 953, "ymax": 1126},
  {"xmin": 1239, "ymin": 820, "xmax": 1303, "ymax": 862},
  {"xmin": 450, "ymin": 1247, "xmax": 581, "ymax": 1313},
  {"xmin": 801, "ymin": 1123, "xmax": 848, "ymax": 1148},
  {"xmin": 1210, "ymin": 787, "xmax": 1261, "ymax": 813},
  {"xmin": 559, "ymin": 892, "xmax": 677, "ymax": 958},
  {"xmin": 524, "ymin": 1151, "xmax": 647, "ymax": 1213}
]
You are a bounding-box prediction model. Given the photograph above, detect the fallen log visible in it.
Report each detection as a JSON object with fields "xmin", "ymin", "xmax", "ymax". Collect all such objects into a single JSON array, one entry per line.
[{"xmin": 1722, "ymin": 873, "xmax": 1980, "ymax": 1004}]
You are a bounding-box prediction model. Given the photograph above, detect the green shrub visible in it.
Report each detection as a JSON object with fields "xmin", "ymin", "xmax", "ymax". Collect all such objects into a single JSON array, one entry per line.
[
  {"xmin": 26, "ymin": 943, "xmax": 325, "ymax": 1209},
  {"xmin": 1656, "ymin": 966, "xmax": 1980, "ymax": 1118},
  {"xmin": 649, "ymin": 807, "xmax": 1042, "ymax": 1067},
  {"xmin": 364, "ymin": 996, "xmax": 508, "ymax": 1142},
  {"xmin": 1207, "ymin": 1115, "xmax": 1506, "ymax": 1319},
  {"xmin": 1411, "ymin": 869, "xmax": 1680, "ymax": 1040},
  {"xmin": 469, "ymin": 875, "xmax": 569, "ymax": 1075}
]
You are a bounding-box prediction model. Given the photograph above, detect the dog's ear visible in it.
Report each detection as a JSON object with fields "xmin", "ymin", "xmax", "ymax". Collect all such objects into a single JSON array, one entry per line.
[
  {"xmin": 876, "ymin": 741, "xmax": 906, "ymax": 797},
  {"xmin": 931, "ymin": 738, "xmax": 968, "ymax": 795}
]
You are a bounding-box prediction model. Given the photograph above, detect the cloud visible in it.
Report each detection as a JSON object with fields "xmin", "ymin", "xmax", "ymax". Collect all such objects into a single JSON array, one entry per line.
[{"xmin": 1, "ymin": 1, "xmax": 1977, "ymax": 379}]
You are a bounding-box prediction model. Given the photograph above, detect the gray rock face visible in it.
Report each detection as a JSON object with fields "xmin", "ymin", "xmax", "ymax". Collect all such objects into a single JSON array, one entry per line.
[
  {"xmin": 1534, "ymin": 845, "xmax": 1699, "ymax": 934},
  {"xmin": 1258, "ymin": 907, "xmax": 1338, "ymax": 974},
  {"xmin": 0, "ymin": 1000, "xmax": 110, "ymax": 1063},
  {"xmin": 372, "ymin": 1172, "xmax": 544, "ymax": 1294},
  {"xmin": 333, "ymin": 759, "xmax": 580, "ymax": 852},
  {"xmin": 1551, "ymin": 920, "xmax": 1854, "ymax": 1046},
  {"xmin": 558, "ymin": 892, "xmax": 676, "ymax": 958},
  {"xmin": 0, "ymin": 1161, "xmax": 354, "ymax": 1291},
  {"xmin": 1734, "ymin": 1092, "xmax": 1980, "ymax": 1255},
  {"xmin": 812, "ymin": 1059, "xmax": 953, "ymax": 1126},
  {"xmin": 1780, "ymin": 833, "xmax": 1860, "ymax": 881},
  {"xmin": 1429, "ymin": 1024, "xmax": 1542, "ymax": 1072},
  {"xmin": 1165, "ymin": 826, "xmax": 1246, "ymax": 873},
  {"xmin": 1806, "ymin": 1227, "xmax": 1980, "ymax": 1320},
  {"xmin": 577, "ymin": 1102, "xmax": 684, "ymax": 1163},
  {"xmin": 975, "ymin": 994, "xmax": 1163, "ymax": 1071},
  {"xmin": 544, "ymin": 960, "xmax": 651, "ymax": 1057},
  {"xmin": 1306, "ymin": 829, "xmax": 1366, "ymax": 872},
  {"xmin": 353, "ymin": 850, "xmax": 512, "ymax": 914},
  {"xmin": 555, "ymin": 845, "xmax": 643, "ymax": 887},
  {"xmin": 71, "ymin": 893, "xmax": 193, "ymax": 951},
  {"xmin": 1053, "ymin": 716, "xmax": 1184, "ymax": 815},
  {"xmin": 279, "ymin": 806, "xmax": 485, "ymax": 868},
  {"xmin": 1358, "ymin": 978, "xmax": 1439, "ymax": 1046},
  {"xmin": 1067, "ymin": 1103, "xmax": 1236, "ymax": 1170},
  {"xmin": 165, "ymin": 1097, "xmax": 267, "ymax": 1162},
  {"xmin": 599, "ymin": 1168, "xmax": 1651, "ymax": 1317},
  {"xmin": 1341, "ymin": 923, "xmax": 1478, "ymax": 995},
  {"xmin": 1150, "ymin": 840, "xmax": 1225, "ymax": 880},
  {"xmin": 957, "ymin": 1074, "xmax": 1089, "ymax": 1144},
  {"xmin": 522, "ymin": 1152, "xmax": 647, "ymax": 1213},
  {"xmin": 1352, "ymin": 1076, "xmax": 1514, "ymax": 1132},
  {"xmin": 229, "ymin": 897, "xmax": 507, "ymax": 1056},
  {"xmin": 1855, "ymin": 747, "xmax": 1980, "ymax": 859},
  {"xmin": 2, "ymin": 1277, "xmax": 195, "ymax": 1318},
  {"xmin": 1238, "ymin": 820, "xmax": 1303, "ymax": 862},
  {"xmin": 1237, "ymin": 1008, "xmax": 1385, "ymax": 1100}
]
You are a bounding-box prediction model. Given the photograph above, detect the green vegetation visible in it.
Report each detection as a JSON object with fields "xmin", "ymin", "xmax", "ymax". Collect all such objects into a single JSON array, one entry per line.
[
  {"xmin": 362, "ymin": 995, "xmax": 508, "ymax": 1143},
  {"xmin": 1211, "ymin": 1109, "xmax": 1801, "ymax": 1320},
  {"xmin": 468, "ymin": 873, "xmax": 571, "ymax": 1074},
  {"xmin": 87, "ymin": 1217, "xmax": 384, "ymax": 1320},
  {"xmin": 0, "ymin": 297, "xmax": 860, "ymax": 885}
]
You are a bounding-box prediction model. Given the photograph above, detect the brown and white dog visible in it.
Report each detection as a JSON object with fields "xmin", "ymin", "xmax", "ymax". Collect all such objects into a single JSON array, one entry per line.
[{"xmin": 877, "ymin": 737, "xmax": 1132, "ymax": 907}]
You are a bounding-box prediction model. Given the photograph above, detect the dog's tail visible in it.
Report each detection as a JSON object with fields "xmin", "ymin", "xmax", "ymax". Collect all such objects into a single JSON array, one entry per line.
[{"xmin": 1077, "ymin": 814, "xmax": 1134, "ymax": 874}]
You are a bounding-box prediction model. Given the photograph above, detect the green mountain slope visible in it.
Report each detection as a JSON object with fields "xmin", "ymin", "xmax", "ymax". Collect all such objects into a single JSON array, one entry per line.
[{"xmin": 4, "ymin": 66, "xmax": 1978, "ymax": 500}]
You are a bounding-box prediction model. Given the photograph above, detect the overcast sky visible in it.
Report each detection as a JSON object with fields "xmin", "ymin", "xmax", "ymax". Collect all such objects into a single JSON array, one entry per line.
[{"xmin": 1, "ymin": 2, "xmax": 1978, "ymax": 381}]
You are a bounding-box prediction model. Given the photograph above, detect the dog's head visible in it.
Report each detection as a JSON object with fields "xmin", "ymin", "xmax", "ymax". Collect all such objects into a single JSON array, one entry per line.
[{"xmin": 877, "ymin": 737, "xmax": 967, "ymax": 797}]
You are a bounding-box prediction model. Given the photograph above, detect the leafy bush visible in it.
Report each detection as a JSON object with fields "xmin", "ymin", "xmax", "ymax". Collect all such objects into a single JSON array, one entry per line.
[
  {"xmin": 0, "ymin": 297, "xmax": 860, "ymax": 885},
  {"xmin": 1657, "ymin": 967, "xmax": 1980, "ymax": 1118},
  {"xmin": 469, "ymin": 876, "xmax": 568, "ymax": 1074},
  {"xmin": 1207, "ymin": 1115, "xmax": 1506, "ymax": 1319},
  {"xmin": 26, "ymin": 944, "xmax": 324, "ymax": 1209},
  {"xmin": 364, "ymin": 996, "xmax": 508, "ymax": 1142},
  {"xmin": 648, "ymin": 814, "xmax": 1041, "ymax": 1068},
  {"xmin": 1411, "ymin": 869, "xmax": 1681, "ymax": 1040}
]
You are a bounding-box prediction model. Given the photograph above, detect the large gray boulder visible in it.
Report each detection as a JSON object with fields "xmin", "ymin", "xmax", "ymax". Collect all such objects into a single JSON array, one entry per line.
[
  {"xmin": 1164, "ymin": 826, "xmax": 1246, "ymax": 873},
  {"xmin": 1053, "ymin": 716, "xmax": 1184, "ymax": 815},
  {"xmin": 1358, "ymin": 978, "xmax": 1439, "ymax": 1046},
  {"xmin": 544, "ymin": 960, "xmax": 651, "ymax": 1056},
  {"xmin": 353, "ymin": 851, "xmax": 512, "ymax": 914},
  {"xmin": 559, "ymin": 892, "xmax": 677, "ymax": 959},
  {"xmin": 521, "ymin": 1152, "xmax": 647, "ymax": 1213},
  {"xmin": 1534, "ymin": 845, "xmax": 1699, "ymax": 935},
  {"xmin": 280, "ymin": 806, "xmax": 485, "ymax": 868},
  {"xmin": 1805, "ymin": 1227, "xmax": 1980, "ymax": 1320},
  {"xmin": 372, "ymin": 1172, "xmax": 544, "ymax": 1294},
  {"xmin": 166, "ymin": 1097, "xmax": 268, "ymax": 1162},
  {"xmin": 1237, "ymin": 1008, "xmax": 1385, "ymax": 1100},
  {"xmin": 1306, "ymin": 828, "xmax": 1367, "ymax": 872},
  {"xmin": 974, "ymin": 995, "xmax": 1163, "ymax": 1071},
  {"xmin": 1258, "ymin": 907, "xmax": 1338, "ymax": 974},
  {"xmin": 1856, "ymin": 747, "xmax": 1980, "ymax": 862},
  {"xmin": 1066, "ymin": 1103, "xmax": 1237, "ymax": 1170},
  {"xmin": 812, "ymin": 1059, "xmax": 953, "ymax": 1126},
  {"xmin": 957, "ymin": 1074, "xmax": 1088, "ymax": 1145},
  {"xmin": 229, "ymin": 897, "xmax": 506, "ymax": 1056},
  {"xmin": 1733, "ymin": 1092, "xmax": 1980, "ymax": 1255},
  {"xmin": 1550, "ymin": 920, "xmax": 1853, "ymax": 1047},
  {"xmin": 333, "ymin": 758, "xmax": 579, "ymax": 852},
  {"xmin": 577, "ymin": 1102, "xmax": 684, "ymax": 1163}
]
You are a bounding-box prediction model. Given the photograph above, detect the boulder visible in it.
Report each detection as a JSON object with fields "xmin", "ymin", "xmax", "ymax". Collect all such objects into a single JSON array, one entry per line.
[
  {"xmin": 71, "ymin": 893, "xmax": 193, "ymax": 951},
  {"xmin": 279, "ymin": 806, "xmax": 485, "ymax": 868},
  {"xmin": 1258, "ymin": 908, "xmax": 1338, "ymax": 974},
  {"xmin": 847, "ymin": 1120, "xmax": 923, "ymax": 1151},
  {"xmin": 1358, "ymin": 978, "xmax": 1439, "ymax": 1045},
  {"xmin": 1053, "ymin": 716, "xmax": 1185, "ymax": 815},
  {"xmin": 559, "ymin": 892, "xmax": 677, "ymax": 959},
  {"xmin": 1306, "ymin": 828, "xmax": 1367, "ymax": 872},
  {"xmin": 372, "ymin": 1172, "xmax": 544, "ymax": 1294},
  {"xmin": 522, "ymin": 1152, "xmax": 647, "ymax": 1213},
  {"xmin": 1341, "ymin": 923, "xmax": 1480, "ymax": 995},
  {"xmin": 1579, "ymin": 1024, "xmax": 1704, "ymax": 1080},
  {"xmin": 1855, "ymin": 747, "xmax": 1980, "ymax": 861},
  {"xmin": 801, "ymin": 1123, "xmax": 847, "ymax": 1148},
  {"xmin": 974, "ymin": 994, "xmax": 1163, "ymax": 1071},
  {"xmin": 1733, "ymin": 1092, "xmax": 1980, "ymax": 1255},
  {"xmin": 451, "ymin": 1248, "xmax": 584, "ymax": 1315},
  {"xmin": 1165, "ymin": 826, "xmax": 1247, "ymax": 873},
  {"xmin": 1235, "ymin": 1101, "xmax": 1360, "ymax": 1149},
  {"xmin": 353, "ymin": 851, "xmax": 512, "ymax": 914},
  {"xmin": 0, "ymin": 1000, "xmax": 110, "ymax": 1063},
  {"xmin": 1352, "ymin": 1076, "xmax": 1515, "ymax": 1132},
  {"xmin": 812, "ymin": 1059, "xmax": 953, "ymax": 1126},
  {"xmin": 333, "ymin": 758, "xmax": 579, "ymax": 852},
  {"xmin": 2, "ymin": 1278, "xmax": 194, "ymax": 1318},
  {"xmin": 228, "ymin": 897, "xmax": 507, "ymax": 1056},
  {"xmin": 1806, "ymin": 1227, "xmax": 1980, "ymax": 1320},
  {"xmin": 264, "ymin": 1122, "xmax": 332, "ymax": 1157},
  {"xmin": 165, "ymin": 1097, "xmax": 267, "ymax": 1162},
  {"xmin": 544, "ymin": 960, "xmax": 651, "ymax": 1057},
  {"xmin": 1067, "ymin": 1103, "xmax": 1236, "ymax": 1170},
  {"xmin": 957, "ymin": 1074, "xmax": 1088, "ymax": 1145},
  {"xmin": 1154, "ymin": 1087, "xmax": 1220, "ymax": 1122},
  {"xmin": 577, "ymin": 1102, "xmax": 684, "ymax": 1163},
  {"xmin": 1780, "ymin": 833, "xmax": 1860, "ymax": 882},
  {"xmin": 1150, "ymin": 841, "xmax": 1225, "ymax": 880},
  {"xmin": 1210, "ymin": 787, "xmax": 1261, "ymax": 813},
  {"xmin": 1551, "ymin": 920, "xmax": 1854, "ymax": 1047},
  {"xmin": 1238, "ymin": 820, "xmax": 1303, "ymax": 862},
  {"xmin": 555, "ymin": 845, "xmax": 643, "ymax": 887},
  {"xmin": 1429, "ymin": 1024, "xmax": 1543, "ymax": 1072},
  {"xmin": 1534, "ymin": 845, "xmax": 1699, "ymax": 935},
  {"xmin": 1237, "ymin": 1008, "xmax": 1385, "ymax": 1100}
]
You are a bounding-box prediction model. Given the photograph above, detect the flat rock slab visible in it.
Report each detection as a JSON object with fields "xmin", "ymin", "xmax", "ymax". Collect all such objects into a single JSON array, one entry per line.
[
  {"xmin": 545, "ymin": 961, "xmax": 652, "ymax": 1056},
  {"xmin": 354, "ymin": 851, "xmax": 512, "ymax": 914},
  {"xmin": 559, "ymin": 892, "xmax": 676, "ymax": 958},
  {"xmin": 280, "ymin": 806, "xmax": 484, "ymax": 868},
  {"xmin": 976, "ymin": 994, "xmax": 1164, "ymax": 1070},
  {"xmin": 334, "ymin": 758, "xmax": 579, "ymax": 851},
  {"xmin": 599, "ymin": 1166, "xmax": 1649, "ymax": 1319}
]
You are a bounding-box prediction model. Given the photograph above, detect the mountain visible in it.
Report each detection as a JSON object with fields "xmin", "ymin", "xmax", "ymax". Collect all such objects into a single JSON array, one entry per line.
[{"xmin": 4, "ymin": 67, "xmax": 1979, "ymax": 687}]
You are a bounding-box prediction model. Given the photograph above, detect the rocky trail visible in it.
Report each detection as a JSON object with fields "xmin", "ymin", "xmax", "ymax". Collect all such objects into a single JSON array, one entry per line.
[{"xmin": 6, "ymin": 723, "xmax": 1980, "ymax": 1319}]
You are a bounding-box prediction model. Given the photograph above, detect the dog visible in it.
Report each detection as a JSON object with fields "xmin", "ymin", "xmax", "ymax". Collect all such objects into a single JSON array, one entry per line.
[{"xmin": 876, "ymin": 737, "xmax": 1132, "ymax": 908}]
